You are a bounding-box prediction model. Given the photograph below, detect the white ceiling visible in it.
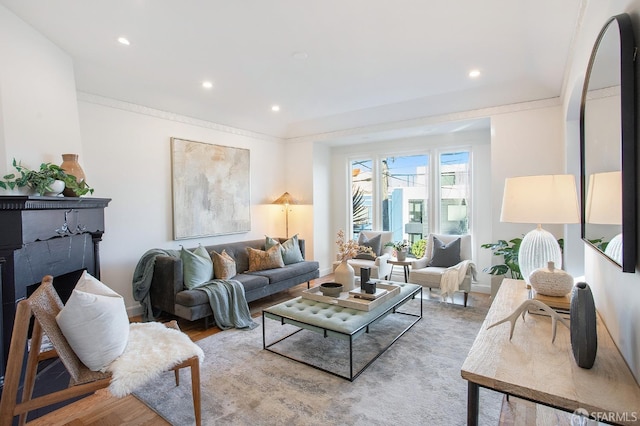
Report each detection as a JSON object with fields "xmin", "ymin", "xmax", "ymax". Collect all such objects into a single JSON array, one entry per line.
[{"xmin": 1, "ymin": 1, "xmax": 584, "ymax": 141}]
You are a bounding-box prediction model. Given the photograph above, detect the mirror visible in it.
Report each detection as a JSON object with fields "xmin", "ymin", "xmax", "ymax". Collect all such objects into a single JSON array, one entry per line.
[{"xmin": 580, "ymin": 13, "xmax": 636, "ymax": 272}]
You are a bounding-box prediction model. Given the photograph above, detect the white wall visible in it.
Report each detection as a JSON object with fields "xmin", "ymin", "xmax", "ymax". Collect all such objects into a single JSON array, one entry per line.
[
  {"xmin": 77, "ymin": 98, "xmax": 288, "ymax": 314},
  {"xmin": 489, "ymin": 104, "xmax": 579, "ymax": 274},
  {"xmin": 0, "ymin": 5, "xmax": 82, "ymax": 171},
  {"xmin": 562, "ymin": 0, "xmax": 640, "ymax": 382}
]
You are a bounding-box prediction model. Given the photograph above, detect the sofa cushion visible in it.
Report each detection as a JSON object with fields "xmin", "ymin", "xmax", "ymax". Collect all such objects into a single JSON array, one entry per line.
[
  {"xmin": 428, "ymin": 236, "xmax": 461, "ymax": 267},
  {"xmin": 181, "ymin": 245, "xmax": 213, "ymax": 289},
  {"xmin": 247, "ymin": 261, "xmax": 319, "ymax": 283},
  {"xmin": 247, "ymin": 245, "xmax": 284, "ymax": 272},
  {"xmin": 355, "ymin": 232, "xmax": 381, "ymax": 260},
  {"xmin": 265, "ymin": 234, "xmax": 304, "ymax": 265},
  {"xmin": 211, "ymin": 249, "xmax": 236, "ymax": 279}
]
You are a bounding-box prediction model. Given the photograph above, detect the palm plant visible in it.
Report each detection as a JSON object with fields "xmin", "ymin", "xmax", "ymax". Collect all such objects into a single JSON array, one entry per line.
[{"xmin": 352, "ymin": 185, "xmax": 368, "ymax": 229}]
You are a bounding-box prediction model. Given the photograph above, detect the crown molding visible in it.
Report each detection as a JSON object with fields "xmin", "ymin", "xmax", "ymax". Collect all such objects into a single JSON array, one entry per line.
[
  {"xmin": 285, "ymin": 97, "xmax": 561, "ymax": 144},
  {"xmin": 76, "ymin": 92, "xmax": 282, "ymax": 143}
]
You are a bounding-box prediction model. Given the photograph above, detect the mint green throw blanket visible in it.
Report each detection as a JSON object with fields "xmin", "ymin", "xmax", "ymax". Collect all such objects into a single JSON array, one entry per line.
[
  {"xmin": 132, "ymin": 248, "xmax": 180, "ymax": 321},
  {"xmin": 196, "ymin": 280, "xmax": 258, "ymax": 330}
]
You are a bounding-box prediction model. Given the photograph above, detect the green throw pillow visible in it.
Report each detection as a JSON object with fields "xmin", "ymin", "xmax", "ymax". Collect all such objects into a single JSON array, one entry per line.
[
  {"xmin": 265, "ymin": 234, "xmax": 304, "ymax": 265},
  {"xmin": 181, "ymin": 245, "xmax": 213, "ymax": 289}
]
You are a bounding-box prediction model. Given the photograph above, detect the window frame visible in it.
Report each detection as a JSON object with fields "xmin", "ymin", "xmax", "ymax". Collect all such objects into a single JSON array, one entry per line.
[{"xmin": 348, "ymin": 147, "xmax": 473, "ymax": 236}]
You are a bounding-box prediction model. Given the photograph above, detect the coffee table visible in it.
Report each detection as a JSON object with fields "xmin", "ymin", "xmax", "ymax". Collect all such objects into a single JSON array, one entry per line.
[{"xmin": 262, "ymin": 281, "xmax": 422, "ymax": 381}]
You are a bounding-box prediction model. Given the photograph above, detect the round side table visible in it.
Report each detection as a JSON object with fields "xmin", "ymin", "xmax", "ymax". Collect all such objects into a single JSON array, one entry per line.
[{"xmin": 387, "ymin": 259, "xmax": 412, "ymax": 282}]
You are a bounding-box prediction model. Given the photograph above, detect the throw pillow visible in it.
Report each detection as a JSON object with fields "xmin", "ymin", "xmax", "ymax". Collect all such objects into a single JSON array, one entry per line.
[
  {"xmin": 265, "ymin": 234, "xmax": 304, "ymax": 265},
  {"xmin": 247, "ymin": 245, "xmax": 284, "ymax": 272},
  {"xmin": 428, "ymin": 236, "xmax": 462, "ymax": 267},
  {"xmin": 212, "ymin": 249, "xmax": 237, "ymax": 280},
  {"xmin": 181, "ymin": 245, "xmax": 213, "ymax": 289},
  {"xmin": 354, "ymin": 233, "xmax": 382, "ymax": 260},
  {"xmin": 56, "ymin": 271, "xmax": 129, "ymax": 371}
]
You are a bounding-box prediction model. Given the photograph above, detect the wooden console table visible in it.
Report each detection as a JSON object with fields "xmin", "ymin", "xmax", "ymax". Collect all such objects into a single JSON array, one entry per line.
[{"xmin": 461, "ymin": 278, "xmax": 640, "ymax": 425}]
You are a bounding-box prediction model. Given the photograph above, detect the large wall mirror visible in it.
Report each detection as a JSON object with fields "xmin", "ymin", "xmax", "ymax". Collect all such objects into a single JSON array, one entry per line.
[{"xmin": 580, "ymin": 13, "xmax": 637, "ymax": 272}]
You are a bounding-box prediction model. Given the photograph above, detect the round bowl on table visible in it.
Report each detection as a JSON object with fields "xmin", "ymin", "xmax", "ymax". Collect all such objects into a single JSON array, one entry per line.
[{"xmin": 319, "ymin": 282, "xmax": 343, "ymax": 297}]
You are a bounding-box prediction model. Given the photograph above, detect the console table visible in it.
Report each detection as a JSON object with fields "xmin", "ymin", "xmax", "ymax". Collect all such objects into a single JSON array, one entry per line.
[{"xmin": 461, "ymin": 278, "xmax": 640, "ymax": 425}]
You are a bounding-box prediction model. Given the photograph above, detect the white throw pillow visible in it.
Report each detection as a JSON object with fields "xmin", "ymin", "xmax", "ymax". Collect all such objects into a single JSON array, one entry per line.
[{"xmin": 56, "ymin": 271, "xmax": 129, "ymax": 371}]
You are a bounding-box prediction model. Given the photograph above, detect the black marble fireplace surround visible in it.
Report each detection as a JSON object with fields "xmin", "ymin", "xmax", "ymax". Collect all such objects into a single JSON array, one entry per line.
[{"xmin": 0, "ymin": 196, "xmax": 111, "ymax": 387}]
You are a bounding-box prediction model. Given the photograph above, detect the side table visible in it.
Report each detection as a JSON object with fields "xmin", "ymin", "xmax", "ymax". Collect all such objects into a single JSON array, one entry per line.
[{"xmin": 387, "ymin": 259, "xmax": 412, "ymax": 282}]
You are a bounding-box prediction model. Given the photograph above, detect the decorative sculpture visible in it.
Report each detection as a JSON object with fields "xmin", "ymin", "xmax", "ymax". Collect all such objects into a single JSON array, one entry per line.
[{"xmin": 487, "ymin": 300, "xmax": 569, "ymax": 343}]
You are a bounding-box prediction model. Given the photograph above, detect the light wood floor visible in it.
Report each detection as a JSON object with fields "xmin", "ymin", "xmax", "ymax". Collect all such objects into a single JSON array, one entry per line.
[{"xmin": 25, "ymin": 272, "xmax": 481, "ymax": 425}]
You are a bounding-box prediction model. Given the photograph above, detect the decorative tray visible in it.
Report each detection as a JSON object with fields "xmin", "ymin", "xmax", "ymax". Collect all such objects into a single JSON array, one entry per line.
[{"xmin": 301, "ymin": 282, "xmax": 401, "ymax": 311}]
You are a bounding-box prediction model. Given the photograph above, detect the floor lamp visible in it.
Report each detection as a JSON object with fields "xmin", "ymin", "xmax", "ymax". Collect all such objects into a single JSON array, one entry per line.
[
  {"xmin": 273, "ymin": 192, "xmax": 295, "ymax": 238},
  {"xmin": 500, "ymin": 175, "xmax": 580, "ymax": 283}
]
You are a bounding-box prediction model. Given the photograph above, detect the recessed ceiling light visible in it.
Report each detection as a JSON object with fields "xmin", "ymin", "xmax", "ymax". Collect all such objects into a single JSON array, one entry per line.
[
  {"xmin": 117, "ymin": 37, "xmax": 130, "ymax": 46},
  {"xmin": 271, "ymin": 105, "xmax": 280, "ymax": 112},
  {"xmin": 468, "ymin": 69, "xmax": 481, "ymax": 78},
  {"xmin": 292, "ymin": 51, "xmax": 308, "ymax": 60},
  {"xmin": 202, "ymin": 81, "xmax": 213, "ymax": 89}
]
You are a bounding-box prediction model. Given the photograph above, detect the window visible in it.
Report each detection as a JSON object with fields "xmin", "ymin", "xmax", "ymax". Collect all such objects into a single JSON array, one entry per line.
[
  {"xmin": 380, "ymin": 154, "xmax": 429, "ymax": 244},
  {"xmin": 439, "ymin": 151, "xmax": 470, "ymax": 234},
  {"xmin": 351, "ymin": 159, "xmax": 373, "ymax": 238},
  {"xmin": 349, "ymin": 149, "xmax": 471, "ymax": 250}
]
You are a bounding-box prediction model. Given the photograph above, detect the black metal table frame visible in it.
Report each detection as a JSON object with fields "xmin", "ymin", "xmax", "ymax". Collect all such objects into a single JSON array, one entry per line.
[
  {"xmin": 466, "ymin": 383, "xmax": 623, "ymax": 426},
  {"xmin": 262, "ymin": 286, "xmax": 422, "ymax": 381}
]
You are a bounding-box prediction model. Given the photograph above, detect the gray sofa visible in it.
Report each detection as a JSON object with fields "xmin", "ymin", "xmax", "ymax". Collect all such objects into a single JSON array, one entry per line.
[{"xmin": 149, "ymin": 238, "xmax": 319, "ymax": 326}]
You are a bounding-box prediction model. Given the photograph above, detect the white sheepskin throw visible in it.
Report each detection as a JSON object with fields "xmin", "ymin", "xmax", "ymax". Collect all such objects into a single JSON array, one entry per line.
[{"xmin": 106, "ymin": 322, "xmax": 204, "ymax": 397}]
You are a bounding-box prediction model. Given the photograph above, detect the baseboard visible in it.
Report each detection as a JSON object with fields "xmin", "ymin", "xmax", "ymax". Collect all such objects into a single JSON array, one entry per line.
[{"xmin": 127, "ymin": 305, "xmax": 143, "ymax": 318}]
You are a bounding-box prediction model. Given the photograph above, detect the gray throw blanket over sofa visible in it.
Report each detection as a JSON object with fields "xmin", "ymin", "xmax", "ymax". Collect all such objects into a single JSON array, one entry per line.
[{"xmin": 145, "ymin": 238, "xmax": 319, "ymax": 327}]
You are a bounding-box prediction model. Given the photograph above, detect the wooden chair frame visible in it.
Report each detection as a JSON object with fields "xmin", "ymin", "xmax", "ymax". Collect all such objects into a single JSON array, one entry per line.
[{"xmin": 0, "ymin": 276, "xmax": 201, "ymax": 426}]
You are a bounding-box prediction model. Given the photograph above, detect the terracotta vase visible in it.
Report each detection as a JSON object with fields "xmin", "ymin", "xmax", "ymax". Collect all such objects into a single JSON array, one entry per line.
[
  {"xmin": 60, "ymin": 154, "xmax": 86, "ymax": 197},
  {"xmin": 334, "ymin": 260, "xmax": 355, "ymax": 291}
]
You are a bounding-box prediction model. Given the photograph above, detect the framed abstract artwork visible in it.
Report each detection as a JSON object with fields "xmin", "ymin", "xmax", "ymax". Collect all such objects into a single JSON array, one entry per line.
[{"xmin": 171, "ymin": 137, "xmax": 251, "ymax": 239}]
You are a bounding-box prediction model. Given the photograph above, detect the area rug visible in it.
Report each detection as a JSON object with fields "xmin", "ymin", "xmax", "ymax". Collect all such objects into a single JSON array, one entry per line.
[{"xmin": 134, "ymin": 298, "xmax": 502, "ymax": 425}]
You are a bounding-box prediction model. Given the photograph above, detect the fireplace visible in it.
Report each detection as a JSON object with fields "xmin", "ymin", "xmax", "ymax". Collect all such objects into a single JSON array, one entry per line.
[{"xmin": 0, "ymin": 196, "xmax": 111, "ymax": 386}]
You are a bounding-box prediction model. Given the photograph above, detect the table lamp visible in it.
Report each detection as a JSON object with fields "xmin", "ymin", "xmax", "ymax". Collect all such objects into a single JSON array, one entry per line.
[
  {"xmin": 273, "ymin": 192, "xmax": 295, "ymax": 238},
  {"xmin": 586, "ymin": 171, "xmax": 622, "ymax": 263},
  {"xmin": 500, "ymin": 175, "xmax": 580, "ymax": 283}
]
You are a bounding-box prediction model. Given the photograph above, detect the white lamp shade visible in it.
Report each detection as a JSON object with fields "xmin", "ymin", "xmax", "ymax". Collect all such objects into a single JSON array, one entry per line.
[
  {"xmin": 500, "ymin": 175, "xmax": 580, "ymax": 224},
  {"xmin": 586, "ymin": 171, "xmax": 622, "ymax": 225}
]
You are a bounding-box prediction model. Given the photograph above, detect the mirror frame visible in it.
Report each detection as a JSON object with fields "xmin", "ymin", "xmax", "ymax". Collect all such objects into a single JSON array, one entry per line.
[{"xmin": 580, "ymin": 13, "xmax": 637, "ymax": 272}]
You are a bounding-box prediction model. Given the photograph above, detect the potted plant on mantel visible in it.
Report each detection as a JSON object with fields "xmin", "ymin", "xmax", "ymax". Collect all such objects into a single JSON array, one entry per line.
[
  {"xmin": 0, "ymin": 159, "xmax": 93, "ymax": 197},
  {"xmin": 0, "ymin": 159, "xmax": 30, "ymax": 194}
]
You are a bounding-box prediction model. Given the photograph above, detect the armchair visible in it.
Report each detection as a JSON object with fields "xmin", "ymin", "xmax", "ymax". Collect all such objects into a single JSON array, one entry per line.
[
  {"xmin": 409, "ymin": 233, "xmax": 475, "ymax": 306},
  {"xmin": 333, "ymin": 231, "xmax": 394, "ymax": 279}
]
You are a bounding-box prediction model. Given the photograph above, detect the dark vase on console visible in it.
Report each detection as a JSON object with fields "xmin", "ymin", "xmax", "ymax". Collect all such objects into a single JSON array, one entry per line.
[{"xmin": 570, "ymin": 282, "xmax": 598, "ymax": 369}]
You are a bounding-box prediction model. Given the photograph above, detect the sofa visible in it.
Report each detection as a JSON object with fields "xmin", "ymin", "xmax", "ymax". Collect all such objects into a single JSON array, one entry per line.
[
  {"xmin": 149, "ymin": 237, "xmax": 319, "ymax": 326},
  {"xmin": 332, "ymin": 231, "xmax": 394, "ymax": 279}
]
